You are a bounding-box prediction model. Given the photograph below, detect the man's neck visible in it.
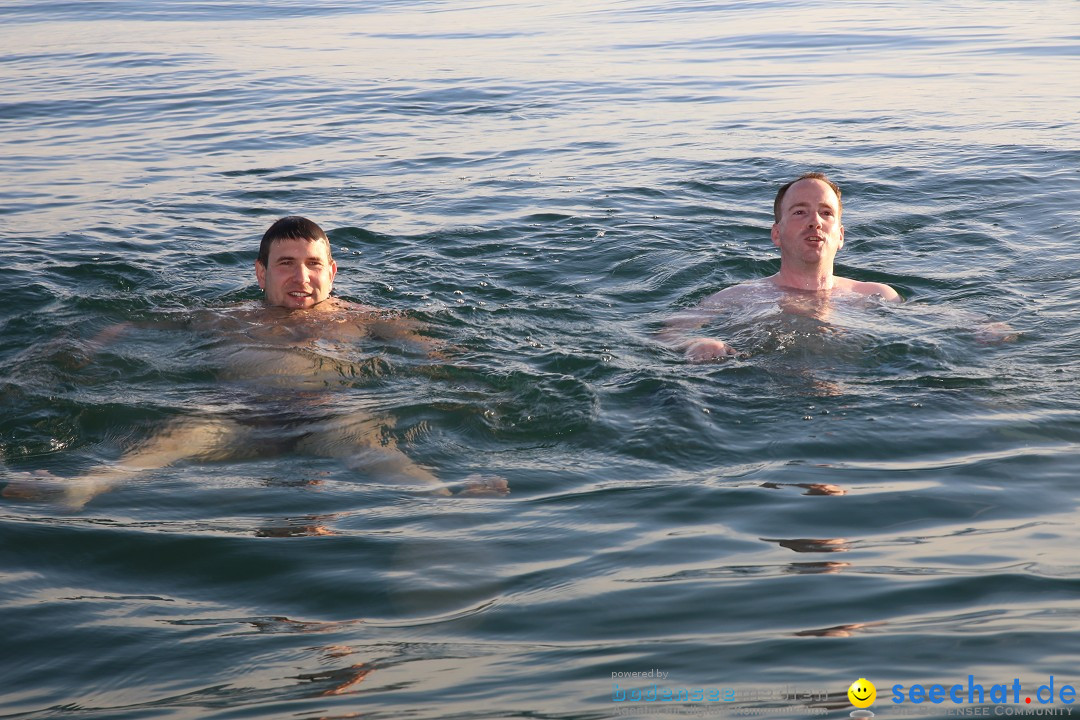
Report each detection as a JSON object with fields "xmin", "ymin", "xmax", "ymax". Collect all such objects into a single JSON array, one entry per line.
[
  {"xmin": 263, "ymin": 296, "xmax": 336, "ymax": 312},
  {"xmin": 772, "ymin": 263, "xmax": 836, "ymax": 292}
]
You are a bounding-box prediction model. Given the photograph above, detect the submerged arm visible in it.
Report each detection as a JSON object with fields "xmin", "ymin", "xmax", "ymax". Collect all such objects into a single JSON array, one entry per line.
[
  {"xmin": 659, "ymin": 287, "xmax": 743, "ymax": 363},
  {"xmin": 366, "ymin": 314, "xmax": 449, "ymax": 360},
  {"xmin": 78, "ymin": 315, "xmax": 191, "ymax": 367},
  {"xmin": 905, "ymin": 303, "xmax": 1019, "ymax": 345}
]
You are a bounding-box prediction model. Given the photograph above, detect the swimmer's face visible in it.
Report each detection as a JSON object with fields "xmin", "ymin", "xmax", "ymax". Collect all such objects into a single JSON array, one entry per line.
[
  {"xmin": 771, "ymin": 178, "xmax": 844, "ymax": 266},
  {"xmin": 255, "ymin": 237, "xmax": 337, "ymax": 310}
]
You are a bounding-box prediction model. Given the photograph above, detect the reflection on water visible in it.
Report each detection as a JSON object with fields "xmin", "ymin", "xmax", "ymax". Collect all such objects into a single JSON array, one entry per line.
[
  {"xmin": 788, "ymin": 562, "xmax": 852, "ymax": 575},
  {"xmin": 761, "ymin": 481, "xmax": 847, "ymax": 496},
  {"xmin": 768, "ymin": 538, "xmax": 854, "ymax": 554},
  {"xmin": 297, "ymin": 661, "xmax": 373, "ymax": 698},
  {"xmin": 795, "ymin": 622, "xmax": 881, "ymax": 638},
  {"xmin": 254, "ymin": 514, "xmax": 341, "ymax": 537}
]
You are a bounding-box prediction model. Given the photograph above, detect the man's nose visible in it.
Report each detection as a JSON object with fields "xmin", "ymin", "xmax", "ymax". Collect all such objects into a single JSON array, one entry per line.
[{"xmin": 294, "ymin": 263, "xmax": 312, "ymax": 282}]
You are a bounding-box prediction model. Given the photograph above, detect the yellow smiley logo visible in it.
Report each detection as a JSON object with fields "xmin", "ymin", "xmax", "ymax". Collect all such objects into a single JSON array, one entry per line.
[{"xmin": 848, "ymin": 678, "xmax": 876, "ymax": 708}]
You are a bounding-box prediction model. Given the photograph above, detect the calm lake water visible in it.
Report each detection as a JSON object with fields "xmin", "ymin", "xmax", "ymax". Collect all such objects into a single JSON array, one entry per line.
[{"xmin": 2, "ymin": 1, "xmax": 1080, "ymax": 718}]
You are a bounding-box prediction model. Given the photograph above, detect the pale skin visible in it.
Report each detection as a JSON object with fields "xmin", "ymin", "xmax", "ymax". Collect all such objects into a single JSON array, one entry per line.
[
  {"xmin": 662, "ymin": 178, "xmax": 903, "ymax": 362},
  {"xmin": 3, "ymin": 234, "xmax": 506, "ymax": 508},
  {"xmin": 663, "ymin": 178, "xmax": 1017, "ymax": 360}
]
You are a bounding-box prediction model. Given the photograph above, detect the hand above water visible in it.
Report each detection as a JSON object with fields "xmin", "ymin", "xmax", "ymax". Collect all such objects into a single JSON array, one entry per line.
[
  {"xmin": 975, "ymin": 321, "xmax": 1019, "ymax": 345},
  {"xmin": 684, "ymin": 337, "xmax": 737, "ymax": 363}
]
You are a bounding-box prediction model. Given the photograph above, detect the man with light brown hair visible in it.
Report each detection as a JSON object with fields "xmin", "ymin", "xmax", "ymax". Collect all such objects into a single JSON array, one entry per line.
[{"xmin": 662, "ymin": 172, "xmax": 901, "ymax": 362}]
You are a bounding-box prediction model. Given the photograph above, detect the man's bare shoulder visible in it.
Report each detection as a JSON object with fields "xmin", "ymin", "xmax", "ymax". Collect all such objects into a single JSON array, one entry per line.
[
  {"xmin": 323, "ymin": 301, "xmax": 440, "ymax": 353},
  {"xmin": 317, "ymin": 297, "xmax": 379, "ymax": 315},
  {"xmin": 834, "ymin": 277, "xmax": 902, "ymax": 303},
  {"xmin": 315, "ymin": 299, "xmax": 415, "ymax": 339}
]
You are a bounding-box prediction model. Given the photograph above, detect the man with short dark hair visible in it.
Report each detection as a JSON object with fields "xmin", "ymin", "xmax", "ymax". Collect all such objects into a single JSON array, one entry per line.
[
  {"xmin": 4, "ymin": 217, "xmax": 506, "ymax": 508},
  {"xmin": 663, "ymin": 172, "xmax": 901, "ymax": 362},
  {"xmin": 255, "ymin": 216, "xmax": 339, "ymax": 310}
]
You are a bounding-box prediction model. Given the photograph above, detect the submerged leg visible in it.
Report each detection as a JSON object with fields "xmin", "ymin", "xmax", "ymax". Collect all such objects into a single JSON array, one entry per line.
[
  {"xmin": 2, "ymin": 416, "xmax": 240, "ymax": 510},
  {"xmin": 296, "ymin": 411, "xmax": 445, "ymax": 493},
  {"xmin": 297, "ymin": 411, "xmax": 507, "ymax": 497}
]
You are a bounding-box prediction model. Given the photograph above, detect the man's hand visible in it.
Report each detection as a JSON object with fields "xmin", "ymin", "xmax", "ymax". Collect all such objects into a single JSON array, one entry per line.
[
  {"xmin": 975, "ymin": 321, "xmax": 1019, "ymax": 345},
  {"xmin": 685, "ymin": 338, "xmax": 737, "ymax": 363}
]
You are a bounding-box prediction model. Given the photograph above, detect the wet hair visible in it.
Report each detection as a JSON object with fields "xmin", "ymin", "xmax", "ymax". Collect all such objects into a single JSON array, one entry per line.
[
  {"xmin": 773, "ymin": 172, "xmax": 842, "ymax": 223},
  {"xmin": 257, "ymin": 216, "xmax": 331, "ymax": 267}
]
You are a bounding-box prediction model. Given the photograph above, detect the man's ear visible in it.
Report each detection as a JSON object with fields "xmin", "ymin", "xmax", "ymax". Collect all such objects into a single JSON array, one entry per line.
[
  {"xmin": 255, "ymin": 260, "xmax": 266, "ymax": 289},
  {"xmin": 838, "ymin": 223, "xmax": 845, "ymax": 251},
  {"xmin": 771, "ymin": 223, "xmax": 781, "ymax": 248},
  {"xmin": 329, "ymin": 259, "xmax": 337, "ymax": 286}
]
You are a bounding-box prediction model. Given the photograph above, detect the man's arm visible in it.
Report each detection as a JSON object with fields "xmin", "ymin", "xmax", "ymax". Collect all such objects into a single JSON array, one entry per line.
[
  {"xmin": 366, "ymin": 313, "xmax": 449, "ymax": 360},
  {"xmin": 658, "ymin": 286, "xmax": 746, "ymax": 363},
  {"xmin": 72, "ymin": 313, "xmax": 199, "ymax": 368},
  {"xmin": 64, "ymin": 321, "xmax": 143, "ymax": 370},
  {"xmin": 974, "ymin": 321, "xmax": 1018, "ymax": 344},
  {"xmin": 848, "ymin": 279, "xmax": 902, "ymax": 303},
  {"xmin": 939, "ymin": 308, "xmax": 1018, "ymax": 345}
]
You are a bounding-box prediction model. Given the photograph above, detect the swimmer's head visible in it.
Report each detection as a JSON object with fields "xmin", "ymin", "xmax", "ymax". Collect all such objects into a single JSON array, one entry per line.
[
  {"xmin": 257, "ymin": 216, "xmax": 332, "ymax": 268},
  {"xmin": 255, "ymin": 216, "xmax": 338, "ymax": 310},
  {"xmin": 773, "ymin": 172, "xmax": 843, "ymax": 223}
]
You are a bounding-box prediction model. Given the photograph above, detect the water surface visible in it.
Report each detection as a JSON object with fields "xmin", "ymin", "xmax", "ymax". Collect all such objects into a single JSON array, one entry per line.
[{"xmin": 2, "ymin": 1, "xmax": 1080, "ymax": 718}]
